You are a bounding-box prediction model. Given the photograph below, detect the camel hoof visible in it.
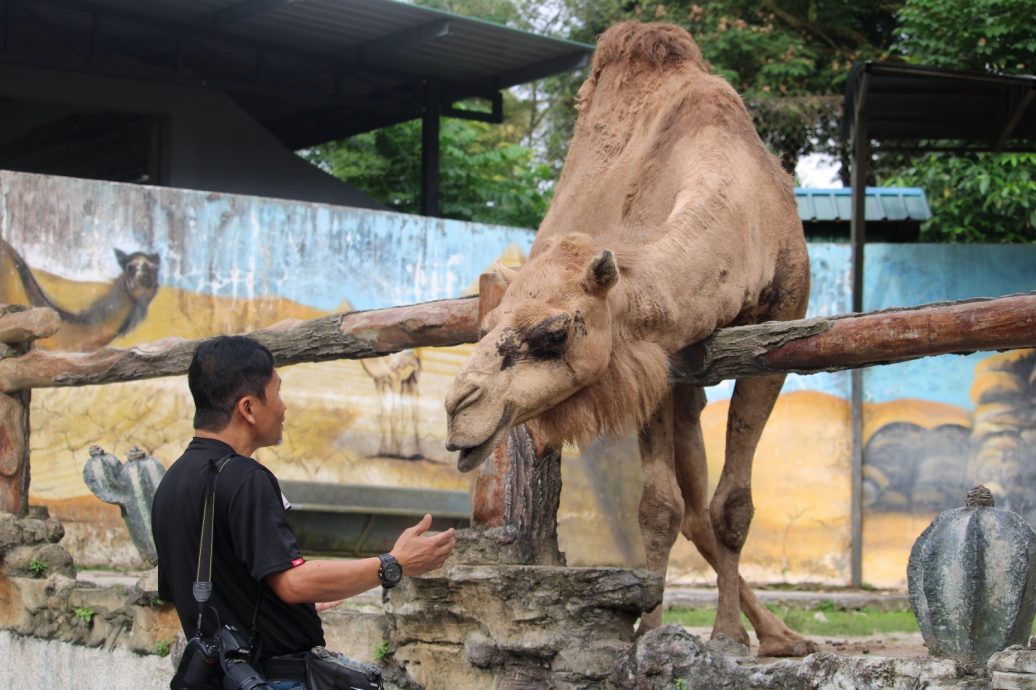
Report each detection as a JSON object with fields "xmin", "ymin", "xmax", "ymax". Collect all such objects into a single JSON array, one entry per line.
[{"xmin": 757, "ymin": 634, "xmax": 819, "ymax": 658}]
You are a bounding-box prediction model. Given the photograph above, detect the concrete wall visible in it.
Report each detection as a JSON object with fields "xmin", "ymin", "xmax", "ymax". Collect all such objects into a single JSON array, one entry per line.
[
  {"xmin": 0, "ymin": 63, "xmax": 385, "ymax": 210},
  {"xmin": 0, "ymin": 630, "xmax": 170, "ymax": 690}
]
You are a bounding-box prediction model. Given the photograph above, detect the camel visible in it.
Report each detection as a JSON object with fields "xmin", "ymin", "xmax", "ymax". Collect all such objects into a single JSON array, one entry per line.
[
  {"xmin": 360, "ymin": 349, "xmax": 423, "ymax": 459},
  {"xmin": 444, "ymin": 22, "xmax": 814, "ymax": 657},
  {"xmin": 0, "ymin": 239, "xmax": 160, "ymax": 351}
]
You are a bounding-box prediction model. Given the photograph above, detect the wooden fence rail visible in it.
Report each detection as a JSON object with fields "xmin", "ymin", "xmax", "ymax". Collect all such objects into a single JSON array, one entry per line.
[{"xmin": 1, "ymin": 291, "xmax": 1034, "ymax": 393}]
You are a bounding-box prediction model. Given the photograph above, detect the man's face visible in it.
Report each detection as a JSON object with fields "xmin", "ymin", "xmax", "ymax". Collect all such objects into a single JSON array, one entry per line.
[{"xmin": 254, "ymin": 370, "xmax": 287, "ymax": 447}]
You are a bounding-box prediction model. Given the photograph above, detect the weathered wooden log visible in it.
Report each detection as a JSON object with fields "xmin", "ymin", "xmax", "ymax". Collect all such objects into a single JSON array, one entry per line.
[
  {"xmin": 0, "ymin": 296, "xmax": 479, "ymax": 392},
  {"xmin": 0, "ymin": 307, "xmax": 61, "ymax": 346},
  {"xmin": 0, "ymin": 291, "xmax": 1034, "ymax": 393},
  {"xmin": 671, "ymin": 292, "xmax": 1036, "ymax": 387}
]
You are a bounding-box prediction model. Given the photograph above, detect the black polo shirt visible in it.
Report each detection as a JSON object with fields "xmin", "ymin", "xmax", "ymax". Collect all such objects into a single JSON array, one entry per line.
[{"xmin": 152, "ymin": 437, "xmax": 324, "ymax": 660}]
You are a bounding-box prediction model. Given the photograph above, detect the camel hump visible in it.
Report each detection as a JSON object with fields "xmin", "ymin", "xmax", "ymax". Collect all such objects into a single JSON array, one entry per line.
[{"xmin": 593, "ymin": 21, "xmax": 707, "ymax": 76}]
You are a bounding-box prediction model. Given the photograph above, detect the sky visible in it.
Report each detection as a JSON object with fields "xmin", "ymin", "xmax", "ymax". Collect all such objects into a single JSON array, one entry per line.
[{"xmin": 796, "ymin": 153, "xmax": 843, "ymax": 188}]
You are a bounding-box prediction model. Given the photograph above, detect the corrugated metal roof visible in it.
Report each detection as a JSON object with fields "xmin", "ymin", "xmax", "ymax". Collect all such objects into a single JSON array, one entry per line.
[
  {"xmin": 4, "ymin": 0, "xmax": 593, "ymax": 149},
  {"xmin": 795, "ymin": 187, "xmax": 932, "ymax": 223}
]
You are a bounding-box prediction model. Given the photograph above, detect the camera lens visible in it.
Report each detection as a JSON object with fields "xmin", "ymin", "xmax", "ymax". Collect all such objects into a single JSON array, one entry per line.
[{"xmin": 221, "ymin": 660, "xmax": 270, "ymax": 690}]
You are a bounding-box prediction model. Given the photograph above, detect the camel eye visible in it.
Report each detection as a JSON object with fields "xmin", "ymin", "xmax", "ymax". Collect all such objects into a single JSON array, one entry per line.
[{"xmin": 524, "ymin": 315, "xmax": 570, "ymax": 355}]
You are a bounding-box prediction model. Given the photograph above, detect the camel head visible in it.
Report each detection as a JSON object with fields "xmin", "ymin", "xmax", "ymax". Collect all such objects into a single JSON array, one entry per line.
[
  {"xmin": 445, "ymin": 233, "xmax": 635, "ymax": 472},
  {"xmin": 114, "ymin": 249, "xmax": 160, "ymax": 304}
]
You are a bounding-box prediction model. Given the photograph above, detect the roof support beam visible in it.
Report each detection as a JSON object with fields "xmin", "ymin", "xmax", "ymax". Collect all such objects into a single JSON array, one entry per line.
[{"xmin": 996, "ymin": 86, "xmax": 1035, "ymax": 150}]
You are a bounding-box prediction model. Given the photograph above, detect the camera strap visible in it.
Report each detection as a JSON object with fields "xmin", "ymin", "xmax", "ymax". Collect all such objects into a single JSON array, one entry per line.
[
  {"xmin": 192, "ymin": 453, "xmax": 234, "ymax": 635},
  {"xmin": 192, "ymin": 453, "xmax": 266, "ymax": 655}
]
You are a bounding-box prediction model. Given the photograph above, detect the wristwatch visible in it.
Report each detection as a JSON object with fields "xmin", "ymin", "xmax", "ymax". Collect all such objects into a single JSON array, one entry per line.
[{"xmin": 377, "ymin": 553, "xmax": 403, "ymax": 589}]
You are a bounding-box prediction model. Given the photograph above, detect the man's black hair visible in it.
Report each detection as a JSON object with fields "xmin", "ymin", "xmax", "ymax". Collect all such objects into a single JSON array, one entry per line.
[{"xmin": 189, "ymin": 336, "xmax": 275, "ymax": 431}]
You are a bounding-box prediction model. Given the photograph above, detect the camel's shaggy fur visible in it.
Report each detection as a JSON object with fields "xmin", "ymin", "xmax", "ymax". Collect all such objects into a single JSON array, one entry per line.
[{"xmin": 446, "ymin": 21, "xmax": 813, "ymax": 656}]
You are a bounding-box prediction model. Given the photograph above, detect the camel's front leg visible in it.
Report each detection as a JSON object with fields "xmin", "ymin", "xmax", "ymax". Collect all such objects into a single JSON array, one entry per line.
[
  {"xmin": 711, "ymin": 374, "xmax": 818, "ymax": 657},
  {"xmin": 635, "ymin": 392, "xmax": 684, "ymax": 635}
]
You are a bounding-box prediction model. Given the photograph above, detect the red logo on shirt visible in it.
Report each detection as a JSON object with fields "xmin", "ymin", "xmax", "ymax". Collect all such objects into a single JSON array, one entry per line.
[{"xmin": 291, "ymin": 557, "xmax": 305, "ymax": 567}]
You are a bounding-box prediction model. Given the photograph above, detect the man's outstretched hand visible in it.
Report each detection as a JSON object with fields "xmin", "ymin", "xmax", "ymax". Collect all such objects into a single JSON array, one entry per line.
[{"xmin": 390, "ymin": 514, "xmax": 456, "ymax": 576}]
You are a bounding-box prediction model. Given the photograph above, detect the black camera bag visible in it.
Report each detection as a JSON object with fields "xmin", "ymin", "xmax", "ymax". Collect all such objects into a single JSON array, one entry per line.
[{"xmin": 305, "ymin": 646, "xmax": 384, "ymax": 690}]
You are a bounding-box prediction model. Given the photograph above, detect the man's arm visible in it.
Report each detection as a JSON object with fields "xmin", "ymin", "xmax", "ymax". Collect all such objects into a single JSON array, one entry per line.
[{"xmin": 266, "ymin": 514, "xmax": 455, "ymax": 605}]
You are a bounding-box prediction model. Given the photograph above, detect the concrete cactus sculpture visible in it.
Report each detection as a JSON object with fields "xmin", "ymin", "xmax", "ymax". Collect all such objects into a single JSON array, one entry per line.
[
  {"xmin": 83, "ymin": 445, "xmax": 166, "ymax": 566},
  {"xmin": 908, "ymin": 485, "xmax": 1036, "ymax": 667}
]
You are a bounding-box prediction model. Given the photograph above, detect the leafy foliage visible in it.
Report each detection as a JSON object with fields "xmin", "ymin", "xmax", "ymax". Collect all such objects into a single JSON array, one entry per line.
[
  {"xmin": 373, "ymin": 640, "xmax": 393, "ymax": 661},
  {"xmin": 74, "ymin": 606, "xmax": 95, "ymax": 625},
  {"xmin": 304, "ymin": 116, "xmax": 554, "ymax": 229},
  {"xmin": 27, "ymin": 559, "xmax": 47, "ymax": 577},
  {"xmin": 885, "ymin": 153, "xmax": 1036, "ymax": 242},
  {"xmin": 896, "ymin": 0, "xmax": 1035, "ymax": 72},
  {"xmin": 154, "ymin": 638, "xmax": 174, "ymax": 657}
]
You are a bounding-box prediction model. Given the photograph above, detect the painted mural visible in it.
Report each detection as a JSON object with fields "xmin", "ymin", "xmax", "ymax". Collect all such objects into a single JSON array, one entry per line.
[{"xmin": 0, "ymin": 170, "xmax": 1033, "ymax": 590}]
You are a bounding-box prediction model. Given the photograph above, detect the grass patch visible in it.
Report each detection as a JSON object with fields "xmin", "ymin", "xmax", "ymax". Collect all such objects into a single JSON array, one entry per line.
[{"xmin": 662, "ymin": 605, "xmax": 920, "ymax": 637}]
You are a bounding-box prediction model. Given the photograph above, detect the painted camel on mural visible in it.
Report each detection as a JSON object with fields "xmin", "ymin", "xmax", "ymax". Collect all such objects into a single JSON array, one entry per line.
[
  {"xmin": 360, "ymin": 349, "xmax": 424, "ymax": 459},
  {"xmin": 445, "ymin": 22, "xmax": 813, "ymax": 656},
  {"xmin": 0, "ymin": 239, "xmax": 160, "ymax": 351}
]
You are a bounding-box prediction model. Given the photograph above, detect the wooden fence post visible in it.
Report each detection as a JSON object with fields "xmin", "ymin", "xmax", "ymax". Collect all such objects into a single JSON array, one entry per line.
[
  {"xmin": 0, "ymin": 306, "xmax": 59, "ymax": 515},
  {"xmin": 468, "ymin": 273, "xmax": 564, "ymax": 565}
]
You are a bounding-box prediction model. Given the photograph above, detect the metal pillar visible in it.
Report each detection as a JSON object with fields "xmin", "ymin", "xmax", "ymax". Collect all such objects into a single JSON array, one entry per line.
[
  {"xmin": 848, "ymin": 70, "xmax": 870, "ymax": 589},
  {"xmin": 420, "ymin": 77, "xmax": 441, "ymax": 217}
]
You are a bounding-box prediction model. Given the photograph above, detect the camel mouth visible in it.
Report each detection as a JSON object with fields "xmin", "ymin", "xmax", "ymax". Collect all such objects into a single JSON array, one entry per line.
[
  {"xmin": 456, "ymin": 435, "xmax": 500, "ymax": 473},
  {"xmin": 451, "ymin": 405, "xmax": 513, "ymax": 473}
]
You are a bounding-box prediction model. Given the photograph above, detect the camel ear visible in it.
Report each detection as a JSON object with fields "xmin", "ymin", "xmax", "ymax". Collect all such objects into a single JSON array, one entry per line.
[
  {"xmin": 584, "ymin": 250, "xmax": 618, "ymax": 296},
  {"xmin": 494, "ymin": 262, "xmax": 518, "ymax": 287},
  {"xmin": 114, "ymin": 249, "xmax": 129, "ymax": 268}
]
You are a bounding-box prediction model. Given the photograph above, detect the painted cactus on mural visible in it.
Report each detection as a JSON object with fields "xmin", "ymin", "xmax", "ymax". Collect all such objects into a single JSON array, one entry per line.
[
  {"xmin": 82, "ymin": 446, "xmax": 166, "ymax": 566},
  {"xmin": 908, "ymin": 485, "xmax": 1036, "ymax": 667}
]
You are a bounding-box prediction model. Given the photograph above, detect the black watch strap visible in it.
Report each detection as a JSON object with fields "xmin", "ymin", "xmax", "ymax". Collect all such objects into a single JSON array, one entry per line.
[{"xmin": 377, "ymin": 553, "xmax": 402, "ymax": 589}]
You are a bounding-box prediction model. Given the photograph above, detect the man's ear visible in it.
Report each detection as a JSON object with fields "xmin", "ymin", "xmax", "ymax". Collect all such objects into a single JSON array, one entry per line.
[{"xmin": 237, "ymin": 396, "xmax": 255, "ymax": 424}]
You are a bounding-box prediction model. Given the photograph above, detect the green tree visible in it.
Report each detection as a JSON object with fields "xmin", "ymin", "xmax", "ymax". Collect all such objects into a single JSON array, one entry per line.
[
  {"xmin": 882, "ymin": 0, "xmax": 1036, "ymax": 242},
  {"xmin": 885, "ymin": 153, "xmax": 1035, "ymax": 242},
  {"xmin": 896, "ymin": 0, "xmax": 1034, "ymax": 72},
  {"xmin": 305, "ymin": 115, "xmax": 554, "ymax": 229}
]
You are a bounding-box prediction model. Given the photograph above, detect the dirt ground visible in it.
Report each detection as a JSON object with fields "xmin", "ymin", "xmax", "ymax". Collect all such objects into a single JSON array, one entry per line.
[{"xmin": 683, "ymin": 627, "xmax": 929, "ymax": 660}]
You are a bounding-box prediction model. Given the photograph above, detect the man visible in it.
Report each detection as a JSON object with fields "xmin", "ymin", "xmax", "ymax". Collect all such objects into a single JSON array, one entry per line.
[{"xmin": 152, "ymin": 335, "xmax": 456, "ymax": 689}]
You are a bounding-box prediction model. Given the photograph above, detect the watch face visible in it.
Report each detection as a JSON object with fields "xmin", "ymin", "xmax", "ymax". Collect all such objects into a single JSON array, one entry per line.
[{"xmin": 383, "ymin": 561, "xmax": 402, "ymax": 582}]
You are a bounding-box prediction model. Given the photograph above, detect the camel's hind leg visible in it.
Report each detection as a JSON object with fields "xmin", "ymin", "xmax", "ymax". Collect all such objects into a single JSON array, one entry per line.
[
  {"xmin": 634, "ymin": 391, "xmax": 684, "ymax": 634},
  {"xmin": 706, "ymin": 373, "xmax": 818, "ymax": 656},
  {"xmin": 673, "ymin": 384, "xmax": 816, "ymax": 655}
]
